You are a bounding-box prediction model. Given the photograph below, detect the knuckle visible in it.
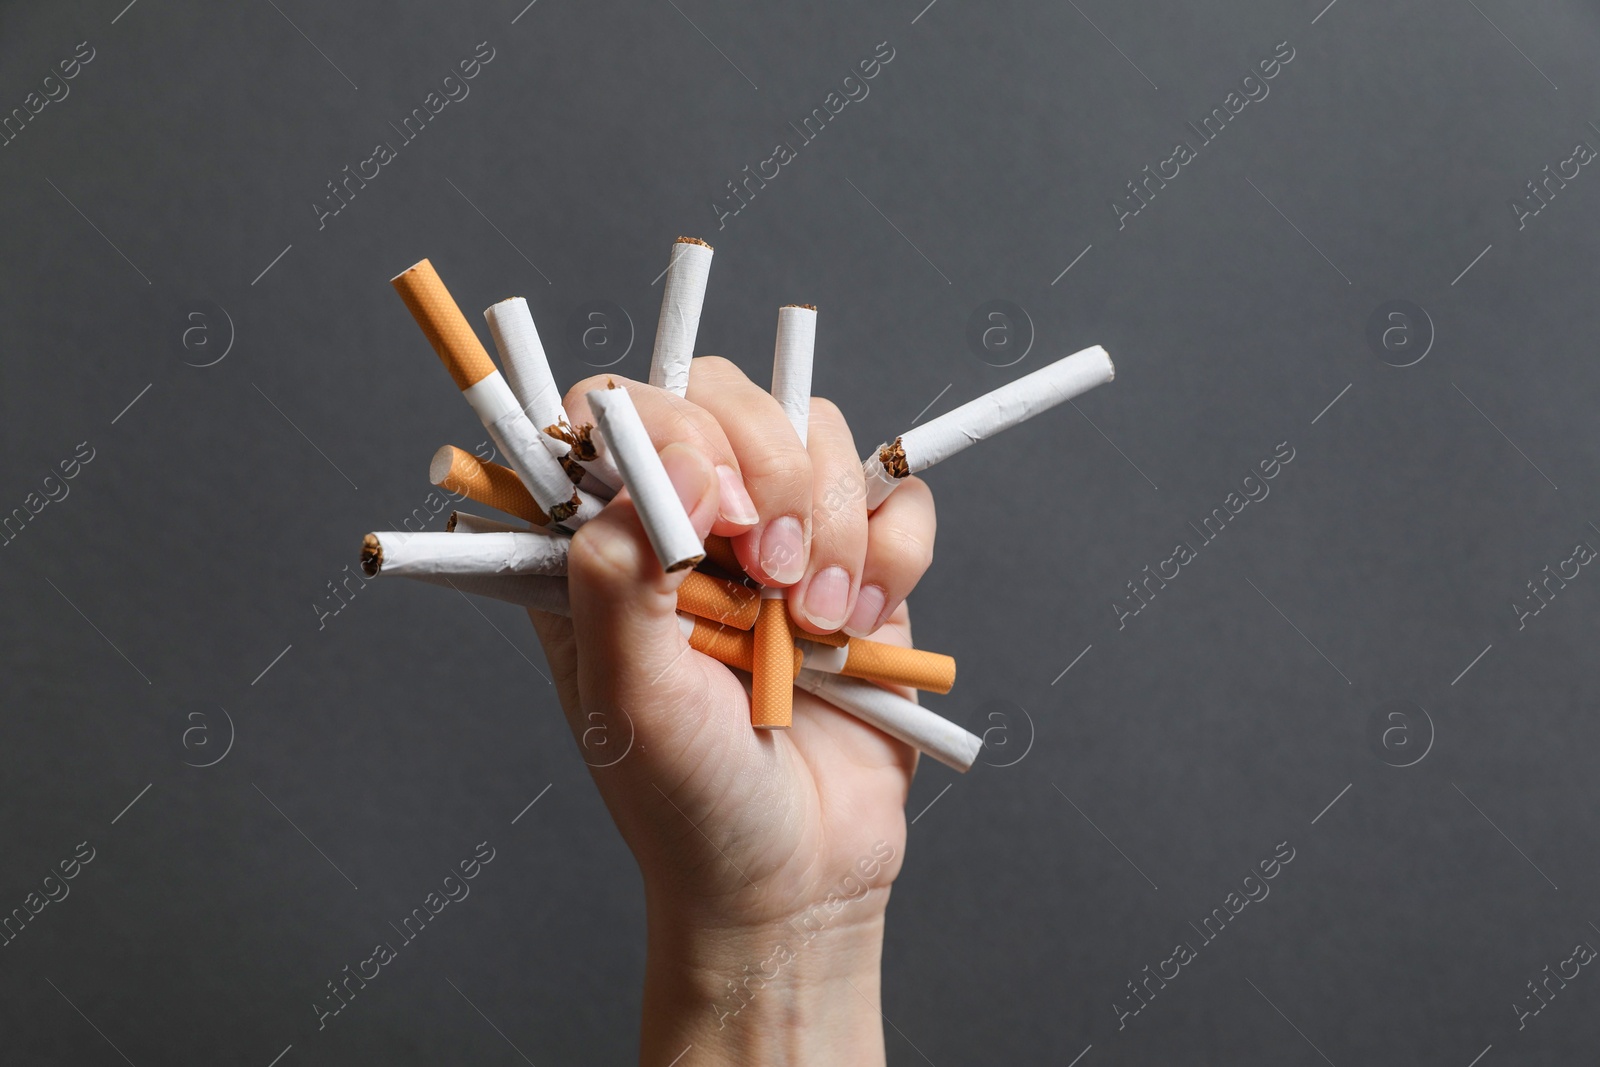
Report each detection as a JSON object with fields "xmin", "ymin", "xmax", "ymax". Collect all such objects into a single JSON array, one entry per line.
[{"xmin": 879, "ymin": 526, "xmax": 935, "ymax": 575}]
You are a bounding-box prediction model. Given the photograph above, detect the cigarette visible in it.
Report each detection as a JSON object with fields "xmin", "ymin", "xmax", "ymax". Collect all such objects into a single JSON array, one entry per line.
[
  {"xmin": 361, "ymin": 530, "xmax": 568, "ymax": 578},
  {"xmin": 551, "ymin": 421, "xmax": 625, "ymax": 496},
  {"xmin": 396, "ymin": 571, "xmax": 573, "ymax": 617},
  {"xmin": 794, "ymin": 671, "xmax": 983, "ymax": 773},
  {"xmin": 431, "ymin": 445, "xmax": 551, "ymax": 527},
  {"xmin": 751, "ymin": 590, "xmax": 795, "ymax": 729},
  {"xmin": 701, "ymin": 534, "xmax": 744, "ymax": 576},
  {"xmin": 770, "ymin": 304, "xmax": 816, "ymax": 445},
  {"xmin": 647, "ymin": 237, "xmax": 714, "ymax": 396},
  {"xmin": 787, "ymin": 617, "xmax": 849, "ymax": 647},
  {"xmin": 482, "ymin": 297, "xmax": 571, "ymax": 457},
  {"xmin": 391, "ymin": 260, "xmax": 597, "ymax": 524},
  {"xmin": 675, "ymin": 614, "xmax": 801, "ymax": 676},
  {"xmin": 446, "ymin": 510, "xmax": 525, "ymax": 535},
  {"xmin": 799, "ymin": 637, "xmax": 956, "ymax": 694},
  {"xmin": 677, "ymin": 571, "xmax": 760, "ymax": 629},
  {"xmin": 861, "ymin": 344, "xmax": 1115, "ymax": 509},
  {"xmin": 587, "ymin": 385, "xmax": 704, "ymax": 572}
]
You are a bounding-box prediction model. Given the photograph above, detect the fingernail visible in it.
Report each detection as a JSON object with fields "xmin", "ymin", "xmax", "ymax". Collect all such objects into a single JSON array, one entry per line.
[
  {"xmin": 715, "ymin": 465, "xmax": 759, "ymax": 526},
  {"xmin": 844, "ymin": 584, "xmax": 887, "ymax": 636},
  {"xmin": 801, "ymin": 566, "xmax": 852, "ymax": 630},
  {"xmin": 759, "ymin": 515, "xmax": 806, "ymax": 585}
]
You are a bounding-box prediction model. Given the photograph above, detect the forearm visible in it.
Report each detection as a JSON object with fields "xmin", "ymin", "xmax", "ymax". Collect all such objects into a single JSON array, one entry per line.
[{"xmin": 639, "ymin": 892, "xmax": 890, "ymax": 1066}]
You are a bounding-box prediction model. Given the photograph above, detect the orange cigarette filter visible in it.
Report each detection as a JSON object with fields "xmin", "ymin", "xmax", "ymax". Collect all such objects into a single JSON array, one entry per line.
[
  {"xmin": 432, "ymin": 446, "xmax": 551, "ymax": 526},
  {"xmin": 685, "ymin": 616, "xmax": 800, "ymax": 676},
  {"xmin": 790, "ymin": 617, "xmax": 850, "ymax": 647},
  {"xmin": 752, "ymin": 596, "xmax": 795, "ymax": 729},
  {"xmin": 677, "ymin": 572, "xmax": 760, "ymax": 629},
  {"xmin": 840, "ymin": 639, "xmax": 956, "ymax": 695},
  {"xmin": 391, "ymin": 260, "xmax": 497, "ymax": 390},
  {"xmin": 701, "ymin": 534, "xmax": 744, "ymax": 576}
]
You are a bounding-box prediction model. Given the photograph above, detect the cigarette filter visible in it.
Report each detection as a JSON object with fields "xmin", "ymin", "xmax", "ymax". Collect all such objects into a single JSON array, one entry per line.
[
  {"xmin": 391, "ymin": 259, "xmax": 594, "ymax": 524},
  {"xmin": 800, "ymin": 637, "xmax": 956, "ymax": 694},
  {"xmin": 398, "ymin": 571, "xmax": 573, "ymax": 617},
  {"xmin": 675, "ymin": 614, "xmax": 801, "ymax": 676},
  {"xmin": 447, "ymin": 510, "xmax": 525, "ymax": 535},
  {"xmin": 677, "ymin": 571, "xmax": 760, "ymax": 629},
  {"xmin": 787, "ymin": 616, "xmax": 850, "ymax": 647},
  {"xmin": 431, "ymin": 445, "xmax": 550, "ymax": 526},
  {"xmin": 771, "ymin": 304, "xmax": 817, "ymax": 445},
  {"xmin": 647, "ymin": 237, "xmax": 713, "ymax": 396},
  {"xmin": 701, "ymin": 534, "xmax": 744, "ymax": 576},
  {"xmin": 795, "ymin": 670, "xmax": 983, "ymax": 773},
  {"xmin": 861, "ymin": 344, "xmax": 1115, "ymax": 509},
  {"xmin": 752, "ymin": 590, "xmax": 795, "ymax": 729},
  {"xmin": 587, "ymin": 385, "xmax": 704, "ymax": 572},
  {"xmin": 483, "ymin": 297, "xmax": 570, "ymax": 458},
  {"xmin": 362, "ymin": 530, "xmax": 568, "ymax": 578}
]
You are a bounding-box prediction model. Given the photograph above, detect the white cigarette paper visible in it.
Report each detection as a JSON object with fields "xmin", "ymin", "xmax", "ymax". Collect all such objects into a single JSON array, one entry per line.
[
  {"xmin": 648, "ymin": 238, "xmax": 714, "ymax": 396},
  {"xmin": 464, "ymin": 369, "xmax": 603, "ymax": 526},
  {"xmin": 397, "ymin": 571, "xmax": 572, "ymax": 616},
  {"xmin": 795, "ymin": 670, "xmax": 983, "ymax": 773},
  {"xmin": 447, "ymin": 510, "xmax": 525, "ymax": 535},
  {"xmin": 483, "ymin": 298, "xmax": 570, "ymax": 458},
  {"xmin": 363, "ymin": 530, "xmax": 568, "ymax": 578},
  {"xmin": 771, "ymin": 304, "xmax": 816, "ymax": 445},
  {"xmin": 861, "ymin": 344, "xmax": 1115, "ymax": 509},
  {"xmin": 588, "ymin": 386, "xmax": 705, "ymax": 572}
]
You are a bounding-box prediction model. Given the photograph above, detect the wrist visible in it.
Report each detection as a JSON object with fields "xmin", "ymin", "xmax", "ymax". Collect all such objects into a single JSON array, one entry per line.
[{"xmin": 639, "ymin": 889, "xmax": 890, "ymax": 1066}]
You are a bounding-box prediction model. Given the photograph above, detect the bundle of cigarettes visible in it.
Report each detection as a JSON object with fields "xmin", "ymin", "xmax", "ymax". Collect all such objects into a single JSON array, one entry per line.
[{"xmin": 363, "ymin": 239, "xmax": 1114, "ymax": 773}]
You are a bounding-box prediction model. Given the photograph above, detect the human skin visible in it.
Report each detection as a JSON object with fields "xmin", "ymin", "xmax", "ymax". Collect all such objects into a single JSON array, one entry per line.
[{"xmin": 525, "ymin": 356, "xmax": 938, "ymax": 1065}]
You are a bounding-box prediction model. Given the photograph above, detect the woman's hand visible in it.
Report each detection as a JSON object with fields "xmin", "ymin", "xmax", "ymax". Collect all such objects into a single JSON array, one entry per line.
[{"xmin": 525, "ymin": 356, "xmax": 937, "ymax": 1065}]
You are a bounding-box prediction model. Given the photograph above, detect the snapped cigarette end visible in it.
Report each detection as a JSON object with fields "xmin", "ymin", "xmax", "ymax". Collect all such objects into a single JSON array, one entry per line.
[
  {"xmin": 677, "ymin": 571, "xmax": 760, "ymax": 629},
  {"xmin": 796, "ymin": 670, "xmax": 983, "ymax": 772},
  {"xmin": 881, "ymin": 438, "xmax": 909, "ymax": 479},
  {"xmin": 430, "ymin": 445, "xmax": 551, "ymax": 527},
  {"xmin": 361, "ymin": 534, "xmax": 383, "ymax": 577},
  {"xmin": 841, "ymin": 639, "xmax": 956, "ymax": 694},
  {"xmin": 752, "ymin": 595, "xmax": 795, "ymax": 729},
  {"xmin": 588, "ymin": 386, "xmax": 704, "ymax": 572},
  {"xmin": 649, "ymin": 239, "xmax": 715, "ymax": 396},
  {"xmin": 390, "ymin": 259, "xmax": 498, "ymax": 390}
]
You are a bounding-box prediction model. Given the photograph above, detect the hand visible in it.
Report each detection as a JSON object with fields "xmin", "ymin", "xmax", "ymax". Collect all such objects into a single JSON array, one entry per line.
[{"xmin": 526, "ymin": 356, "xmax": 937, "ymax": 1065}]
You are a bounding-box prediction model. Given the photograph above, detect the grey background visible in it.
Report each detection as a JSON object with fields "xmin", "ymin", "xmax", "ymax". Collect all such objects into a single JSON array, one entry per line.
[{"xmin": 2, "ymin": 0, "xmax": 1598, "ymax": 1063}]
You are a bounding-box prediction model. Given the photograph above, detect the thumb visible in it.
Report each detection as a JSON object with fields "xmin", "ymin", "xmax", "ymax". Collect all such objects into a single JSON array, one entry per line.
[{"xmin": 567, "ymin": 442, "xmax": 722, "ymax": 749}]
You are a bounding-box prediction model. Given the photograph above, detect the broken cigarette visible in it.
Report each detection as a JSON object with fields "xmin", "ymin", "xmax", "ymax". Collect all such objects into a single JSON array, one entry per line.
[
  {"xmin": 391, "ymin": 260, "xmax": 599, "ymax": 525},
  {"xmin": 431, "ymin": 445, "xmax": 551, "ymax": 527},
  {"xmin": 788, "ymin": 617, "xmax": 849, "ymax": 647},
  {"xmin": 861, "ymin": 344, "xmax": 1115, "ymax": 509},
  {"xmin": 361, "ymin": 530, "xmax": 568, "ymax": 578},
  {"xmin": 795, "ymin": 670, "xmax": 983, "ymax": 773},
  {"xmin": 647, "ymin": 237, "xmax": 713, "ymax": 396},
  {"xmin": 485, "ymin": 297, "xmax": 622, "ymax": 499},
  {"xmin": 751, "ymin": 590, "xmax": 795, "ymax": 729},
  {"xmin": 587, "ymin": 385, "xmax": 704, "ymax": 573},
  {"xmin": 676, "ymin": 614, "xmax": 801, "ymax": 676},
  {"xmin": 482, "ymin": 297, "xmax": 570, "ymax": 457},
  {"xmin": 678, "ymin": 571, "xmax": 760, "ymax": 629},
  {"xmin": 771, "ymin": 304, "xmax": 817, "ymax": 445},
  {"xmin": 800, "ymin": 637, "xmax": 956, "ymax": 695},
  {"xmin": 701, "ymin": 533, "xmax": 744, "ymax": 576}
]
